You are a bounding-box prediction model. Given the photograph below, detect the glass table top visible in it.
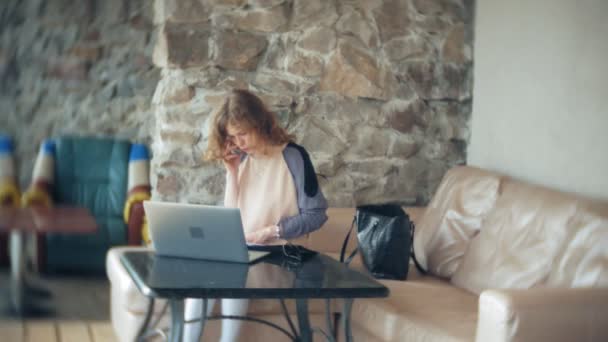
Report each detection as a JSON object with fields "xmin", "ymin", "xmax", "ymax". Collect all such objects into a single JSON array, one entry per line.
[{"xmin": 121, "ymin": 250, "xmax": 389, "ymax": 299}]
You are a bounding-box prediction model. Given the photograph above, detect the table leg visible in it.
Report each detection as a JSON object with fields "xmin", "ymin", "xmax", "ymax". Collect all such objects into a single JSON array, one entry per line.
[
  {"xmin": 325, "ymin": 299, "xmax": 336, "ymax": 342},
  {"xmin": 135, "ymin": 298, "xmax": 155, "ymax": 342},
  {"xmin": 296, "ymin": 298, "xmax": 312, "ymax": 342},
  {"xmin": 9, "ymin": 230, "xmax": 25, "ymax": 314},
  {"xmin": 7, "ymin": 231, "xmax": 51, "ymax": 317},
  {"xmin": 169, "ymin": 299, "xmax": 185, "ymax": 342},
  {"xmin": 341, "ymin": 299, "xmax": 354, "ymax": 342}
]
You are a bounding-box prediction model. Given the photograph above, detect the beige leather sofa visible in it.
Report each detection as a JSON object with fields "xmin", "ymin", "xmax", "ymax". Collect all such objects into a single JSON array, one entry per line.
[{"xmin": 106, "ymin": 165, "xmax": 608, "ymax": 341}]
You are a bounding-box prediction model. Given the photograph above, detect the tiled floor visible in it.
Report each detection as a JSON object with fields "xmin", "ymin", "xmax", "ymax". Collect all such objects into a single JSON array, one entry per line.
[{"xmin": 0, "ymin": 270, "xmax": 116, "ymax": 342}]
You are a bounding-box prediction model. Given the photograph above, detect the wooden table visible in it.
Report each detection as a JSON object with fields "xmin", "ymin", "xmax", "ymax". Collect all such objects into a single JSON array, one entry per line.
[{"xmin": 0, "ymin": 206, "xmax": 97, "ymax": 316}]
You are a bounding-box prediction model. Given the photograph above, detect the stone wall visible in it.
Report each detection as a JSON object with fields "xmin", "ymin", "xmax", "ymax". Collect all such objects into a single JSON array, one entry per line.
[
  {"xmin": 151, "ymin": 0, "xmax": 474, "ymax": 206},
  {"xmin": 0, "ymin": 0, "xmax": 159, "ymax": 187},
  {"xmin": 0, "ymin": 0, "xmax": 473, "ymax": 205}
]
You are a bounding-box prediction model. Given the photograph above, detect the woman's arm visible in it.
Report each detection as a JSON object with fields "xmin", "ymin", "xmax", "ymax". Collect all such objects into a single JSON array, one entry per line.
[
  {"xmin": 223, "ymin": 150, "xmax": 245, "ymax": 208},
  {"xmin": 278, "ymin": 144, "xmax": 328, "ymax": 240},
  {"xmin": 223, "ymin": 171, "xmax": 238, "ymax": 208}
]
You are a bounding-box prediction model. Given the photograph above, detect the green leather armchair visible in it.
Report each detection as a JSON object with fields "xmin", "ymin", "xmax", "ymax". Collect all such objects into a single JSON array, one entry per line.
[{"xmin": 22, "ymin": 136, "xmax": 150, "ymax": 273}]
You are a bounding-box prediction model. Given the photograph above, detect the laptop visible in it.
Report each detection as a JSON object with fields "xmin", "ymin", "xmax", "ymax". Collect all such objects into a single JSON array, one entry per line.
[{"xmin": 143, "ymin": 201, "xmax": 270, "ymax": 264}]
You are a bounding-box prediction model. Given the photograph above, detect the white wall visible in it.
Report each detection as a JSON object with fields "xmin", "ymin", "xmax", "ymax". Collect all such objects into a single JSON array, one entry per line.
[{"xmin": 468, "ymin": 0, "xmax": 608, "ymax": 200}]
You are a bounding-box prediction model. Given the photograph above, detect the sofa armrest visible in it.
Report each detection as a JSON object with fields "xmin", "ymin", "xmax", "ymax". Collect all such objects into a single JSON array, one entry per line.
[
  {"xmin": 21, "ymin": 184, "xmax": 53, "ymax": 208},
  {"xmin": 21, "ymin": 184, "xmax": 53, "ymax": 273},
  {"xmin": 127, "ymin": 201, "xmax": 146, "ymax": 245},
  {"xmin": 0, "ymin": 181, "xmax": 21, "ymax": 265},
  {"xmin": 476, "ymin": 287, "xmax": 608, "ymax": 342},
  {"xmin": 123, "ymin": 188, "xmax": 150, "ymax": 245}
]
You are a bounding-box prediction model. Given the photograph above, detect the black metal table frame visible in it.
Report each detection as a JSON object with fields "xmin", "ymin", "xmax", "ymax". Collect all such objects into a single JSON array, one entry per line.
[{"xmin": 135, "ymin": 296, "xmax": 355, "ymax": 342}]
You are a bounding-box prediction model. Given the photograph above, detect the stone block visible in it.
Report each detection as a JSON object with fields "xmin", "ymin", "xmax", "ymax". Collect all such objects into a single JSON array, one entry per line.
[
  {"xmin": 154, "ymin": 0, "xmax": 211, "ymax": 24},
  {"xmin": 442, "ymin": 63, "xmax": 471, "ymax": 101},
  {"xmin": 253, "ymin": 73, "xmax": 297, "ymax": 94},
  {"xmin": 292, "ymin": 0, "xmax": 338, "ymax": 30},
  {"xmin": 153, "ymin": 23, "xmax": 211, "ymax": 68},
  {"xmin": 373, "ymin": 0, "xmax": 411, "ymax": 42},
  {"xmin": 442, "ymin": 24, "xmax": 467, "ymax": 64},
  {"xmin": 388, "ymin": 134, "xmax": 419, "ymax": 158},
  {"xmin": 297, "ymin": 26, "xmax": 336, "ymax": 54},
  {"xmin": 248, "ymin": 0, "xmax": 284, "ymax": 8},
  {"xmin": 46, "ymin": 58, "xmax": 89, "ymax": 81},
  {"xmin": 205, "ymin": 0, "xmax": 246, "ymax": 6},
  {"xmin": 153, "ymin": 76, "xmax": 196, "ymax": 105},
  {"xmin": 413, "ymin": 0, "xmax": 467, "ymax": 22},
  {"xmin": 160, "ymin": 129, "xmax": 201, "ymax": 145},
  {"xmin": 155, "ymin": 172, "xmax": 182, "ymax": 197},
  {"xmin": 42, "ymin": 0, "xmax": 95, "ymax": 23},
  {"xmin": 384, "ymin": 34, "xmax": 432, "ymax": 62},
  {"xmin": 214, "ymin": 30, "xmax": 268, "ymax": 71},
  {"xmin": 129, "ymin": 14, "xmax": 154, "ymax": 31},
  {"xmin": 336, "ymin": 7, "xmax": 378, "ymax": 48},
  {"xmin": 293, "ymin": 116, "xmax": 348, "ymax": 156},
  {"xmin": 97, "ymin": 0, "xmax": 127, "ymax": 24},
  {"xmin": 320, "ymin": 41, "xmax": 396, "ymax": 100},
  {"xmin": 83, "ymin": 30, "xmax": 101, "ymax": 41},
  {"xmin": 347, "ymin": 126, "xmax": 392, "ymax": 157},
  {"xmin": 287, "ymin": 51, "xmax": 324, "ymax": 77},
  {"xmin": 412, "ymin": 0, "xmax": 444, "ymax": 15},
  {"xmin": 382, "ymin": 98, "xmax": 429, "ymax": 133},
  {"xmin": 156, "ymin": 143, "xmax": 202, "ymax": 168},
  {"xmin": 68, "ymin": 45, "xmax": 102, "ymax": 61},
  {"xmin": 262, "ymin": 35, "xmax": 291, "ymax": 70},
  {"xmin": 156, "ymin": 106, "xmax": 208, "ymax": 127},
  {"xmin": 401, "ymin": 60, "xmax": 472, "ymax": 100},
  {"xmin": 399, "ymin": 61, "xmax": 436, "ymax": 100},
  {"xmin": 191, "ymin": 169, "xmax": 225, "ymax": 200},
  {"xmin": 203, "ymin": 94, "xmax": 226, "ymax": 109},
  {"xmin": 215, "ymin": 3, "xmax": 289, "ymax": 32}
]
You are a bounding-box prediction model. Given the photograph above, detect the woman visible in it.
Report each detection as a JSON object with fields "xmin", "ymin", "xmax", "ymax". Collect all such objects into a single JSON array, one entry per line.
[{"xmin": 184, "ymin": 89, "xmax": 328, "ymax": 342}]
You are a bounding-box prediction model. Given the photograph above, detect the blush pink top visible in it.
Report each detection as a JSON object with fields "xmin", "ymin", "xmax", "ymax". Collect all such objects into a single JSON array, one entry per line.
[{"xmin": 235, "ymin": 145, "xmax": 299, "ymax": 238}]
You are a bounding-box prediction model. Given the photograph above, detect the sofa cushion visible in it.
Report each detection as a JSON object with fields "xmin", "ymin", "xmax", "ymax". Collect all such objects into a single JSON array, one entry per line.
[
  {"xmin": 414, "ymin": 166, "xmax": 501, "ymax": 279},
  {"xmin": 545, "ymin": 202, "xmax": 608, "ymax": 287},
  {"xmin": 350, "ymin": 267, "xmax": 478, "ymax": 342},
  {"xmin": 451, "ymin": 177, "xmax": 608, "ymax": 294}
]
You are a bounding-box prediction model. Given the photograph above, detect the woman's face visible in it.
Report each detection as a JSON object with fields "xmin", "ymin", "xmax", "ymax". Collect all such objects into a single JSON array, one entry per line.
[{"xmin": 226, "ymin": 123, "xmax": 261, "ymax": 155}]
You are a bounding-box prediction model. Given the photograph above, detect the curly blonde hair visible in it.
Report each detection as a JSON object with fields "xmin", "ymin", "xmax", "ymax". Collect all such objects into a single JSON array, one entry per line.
[{"xmin": 204, "ymin": 89, "xmax": 294, "ymax": 161}]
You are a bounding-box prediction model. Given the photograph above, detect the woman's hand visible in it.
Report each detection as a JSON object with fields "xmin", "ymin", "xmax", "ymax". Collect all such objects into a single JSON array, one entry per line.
[
  {"xmin": 223, "ymin": 141, "xmax": 241, "ymax": 175},
  {"xmin": 245, "ymin": 226, "xmax": 276, "ymax": 244}
]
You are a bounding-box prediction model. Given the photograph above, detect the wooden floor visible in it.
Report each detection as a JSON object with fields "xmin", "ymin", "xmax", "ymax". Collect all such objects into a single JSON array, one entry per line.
[
  {"xmin": 0, "ymin": 269, "xmax": 117, "ymax": 342},
  {"xmin": 0, "ymin": 320, "xmax": 116, "ymax": 342}
]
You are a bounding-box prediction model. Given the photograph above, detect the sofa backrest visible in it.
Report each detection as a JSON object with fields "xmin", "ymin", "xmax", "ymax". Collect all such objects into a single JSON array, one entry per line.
[
  {"xmin": 53, "ymin": 136, "xmax": 130, "ymax": 241},
  {"xmin": 448, "ymin": 169, "xmax": 608, "ymax": 294},
  {"xmin": 292, "ymin": 208, "xmax": 356, "ymax": 253}
]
